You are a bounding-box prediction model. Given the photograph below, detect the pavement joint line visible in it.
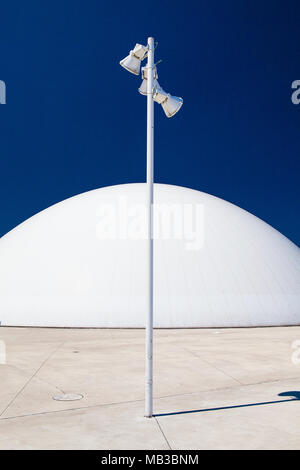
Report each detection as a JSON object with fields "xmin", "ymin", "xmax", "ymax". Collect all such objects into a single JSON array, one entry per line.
[
  {"xmin": 0, "ymin": 398, "xmax": 146, "ymax": 421},
  {"xmin": 234, "ymin": 375, "xmax": 300, "ymax": 388},
  {"xmin": 3, "ymin": 363, "xmax": 65, "ymax": 395},
  {"xmin": 184, "ymin": 347, "xmax": 244, "ymax": 386},
  {"xmin": 1, "ymin": 376, "xmax": 299, "ymax": 422},
  {"xmin": 157, "ymin": 375, "xmax": 300, "ymax": 400},
  {"xmin": 154, "ymin": 416, "xmax": 172, "ymax": 450},
  {"xmin": 0, "ymin": 342, "xmax": 65, "ymax": 418}
]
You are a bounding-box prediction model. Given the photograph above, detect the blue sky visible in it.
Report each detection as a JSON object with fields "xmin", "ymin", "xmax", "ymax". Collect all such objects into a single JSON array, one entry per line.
[{"xmin": 0, "ymin": 0, "xmax": 299, "ymax": 244}]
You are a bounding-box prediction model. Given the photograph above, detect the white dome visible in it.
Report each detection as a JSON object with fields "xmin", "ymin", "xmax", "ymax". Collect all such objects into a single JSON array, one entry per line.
[{"xmin": 0, "ymin": 183, "xmax": 299, "ymax": 327}]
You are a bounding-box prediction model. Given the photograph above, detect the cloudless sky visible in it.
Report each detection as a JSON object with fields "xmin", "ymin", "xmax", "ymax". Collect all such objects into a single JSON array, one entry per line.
[{"xmin": 0, "ymin": 0, "xmax": 299, "ymax": 244}]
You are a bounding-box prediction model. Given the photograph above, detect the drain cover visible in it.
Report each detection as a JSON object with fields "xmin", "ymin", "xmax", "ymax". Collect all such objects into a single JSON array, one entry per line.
[{"xmin": 53, "ymin": 393, "xmax": 83, "ymax": 402}]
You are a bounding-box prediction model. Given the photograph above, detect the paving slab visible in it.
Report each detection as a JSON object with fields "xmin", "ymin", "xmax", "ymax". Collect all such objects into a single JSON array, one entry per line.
[
  {"xmin": 0, "ymin": 326, "xmax": 299, "ymax": 449},
  {"xmin": 0, "ymin": 401, "xmax": 168, "ymax": 450},
  {"xmin": 155, "ymin": 378, "xmax": 300, "ymax": 450}
]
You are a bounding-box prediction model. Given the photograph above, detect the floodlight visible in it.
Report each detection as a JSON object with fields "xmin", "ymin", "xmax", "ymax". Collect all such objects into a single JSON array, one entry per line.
[
  {"xmin": 161, "ymin": 95, "xmax": 183, "ymax": 118},
  {"xmin": 120, "ymin": 44, "xmax": 148, "ymax": 75},
  {"xmin": 138, "ymin": 66, "xmax": 158, "ymax": 95},
  {"xmin": 153, "ymin": 84, "xmax": 183, "ymax": 117}
]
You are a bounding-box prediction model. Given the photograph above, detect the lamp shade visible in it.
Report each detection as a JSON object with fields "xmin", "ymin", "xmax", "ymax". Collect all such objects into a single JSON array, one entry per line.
[
  {"xmin": 161, "ymin": 95, "xmax": 183, "ymax": 118},
  {"xmin": 139, "ymin": 78, "xmax": 159, "ymax": 96},
  {"xmin": 120, "ymin": 54, "xmax": 141, "ymax": 75},
  {"xmin": 138, "ymin": 66, "xmax": 158, "ymax": 95},
  {"xmin": 153, "ymin": 83, "xmax": 183, "ymax": 117},
  {"xmin": 120, "ymin": 44, "xmax": 148, "ymax": 75}
]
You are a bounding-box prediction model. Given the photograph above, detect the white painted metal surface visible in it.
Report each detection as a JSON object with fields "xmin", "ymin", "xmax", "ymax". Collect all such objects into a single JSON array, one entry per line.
[
  {"xmin": 0, "ymin": 183, "xmax": 299, "ymax": 328},
  {"xmin": 145, "ymin": 36, "xmax": 155, "ymax": 418},
  {"xmin": 119, "ymin": 44, "xmax": 148, "ymax": 75}
]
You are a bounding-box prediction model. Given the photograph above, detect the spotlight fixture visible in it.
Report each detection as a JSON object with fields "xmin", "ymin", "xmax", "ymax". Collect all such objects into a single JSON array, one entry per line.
[
  {"xmin": 153, "ymin": 84, "xmax": 183, "ymax": 117},
  {"xmin": 138, "ymin": 66, "xmax": 158, "ymax": 95},
  {"xmin": 120, "ymin": 37, "xmax": 183, "ymax": 419},
  {"xmin": 119, "ymin": 43, "xmax": 148, "ymax": 75}
]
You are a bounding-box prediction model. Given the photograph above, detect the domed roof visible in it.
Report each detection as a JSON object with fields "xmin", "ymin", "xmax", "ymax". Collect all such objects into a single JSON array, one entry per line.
[{"xmin": 0, "ymin": 183, "xmax": 299, "ymax": 327}]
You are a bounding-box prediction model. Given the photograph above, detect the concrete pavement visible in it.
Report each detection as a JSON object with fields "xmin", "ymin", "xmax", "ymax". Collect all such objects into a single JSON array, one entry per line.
[{"xmin": 0, "ymin": 327, "xmax": 300, "ymax": 449}]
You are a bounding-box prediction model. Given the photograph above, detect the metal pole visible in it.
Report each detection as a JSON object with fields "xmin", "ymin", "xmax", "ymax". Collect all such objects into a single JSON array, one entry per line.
[{"xmin": 145, "ymin": 36, "xmax": 154, "ymax": 418}]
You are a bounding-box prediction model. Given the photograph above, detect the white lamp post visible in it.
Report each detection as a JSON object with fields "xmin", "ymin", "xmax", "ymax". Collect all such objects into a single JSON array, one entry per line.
[
  {"xmin": 120, "ymin": 37, "xmax": 183, "ymax": 418},
  {"xmin": 145, "ymin": 36, "xmax": 155, "ymax": 419}
]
